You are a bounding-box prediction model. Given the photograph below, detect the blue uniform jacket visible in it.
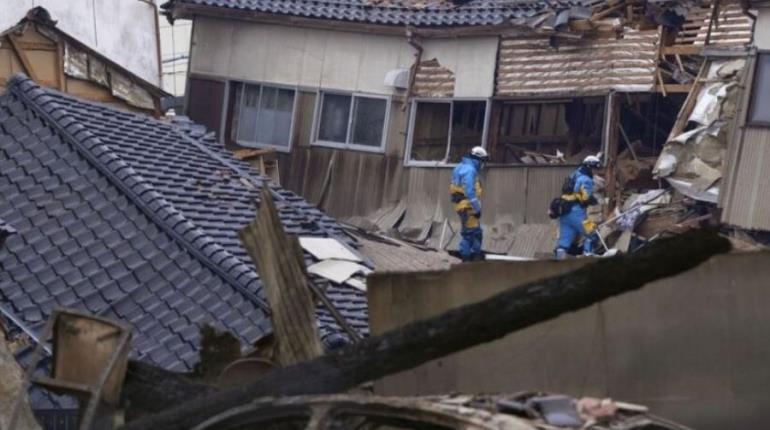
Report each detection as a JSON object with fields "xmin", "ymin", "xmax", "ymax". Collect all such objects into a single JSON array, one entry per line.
[
  {"xmin": 568, "ymin": 166, "xmax": 594, "ymax": 217},
  {"xmin": 451, "ymin": 156, "xmax": 482, "ymax": 214}
]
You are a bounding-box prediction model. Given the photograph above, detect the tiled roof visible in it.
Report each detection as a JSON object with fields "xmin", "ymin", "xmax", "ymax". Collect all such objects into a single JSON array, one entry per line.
[
  {"xmin": 163, "ymin": 0, "xmax": 599, "ymax": 27},
  {"xmin": 0, "ymin": 75, "xmax": 368, "ymax": 373}
]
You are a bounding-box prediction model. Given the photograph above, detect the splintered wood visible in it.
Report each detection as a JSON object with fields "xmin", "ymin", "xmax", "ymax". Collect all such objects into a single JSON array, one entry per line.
[{"xmin": 239, "ymin": 187, "xmax": 323, "ymax": 366}]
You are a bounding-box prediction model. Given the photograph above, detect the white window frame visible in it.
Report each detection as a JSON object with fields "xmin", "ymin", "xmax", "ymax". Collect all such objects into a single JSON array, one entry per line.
[
  {"xmin": 312, "ymin": 90, "xmax": 391, "ymax": 153},
  {"xmin": 233, "ymin": 81, "xmax": 299, "ymax": 153},
  {"xmin": 405, "ymin": 98, "xmax": 491, "ymax": 167}
]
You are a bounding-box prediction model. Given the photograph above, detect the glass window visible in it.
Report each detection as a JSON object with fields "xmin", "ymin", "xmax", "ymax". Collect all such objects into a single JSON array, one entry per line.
[
  {"xmin": 410, "ymin": 102, "xmax": 451, "ymax": 161},
  {"xmin": 318, "ymin": 93, "xmax": 352, "ymax": 143},
  {"xmin": 748, "ymin": 53, "xmax": 770, "ymax": 125},
  {"xmin": 351, "ymin": 97, "xmax": 387, "ymax": 147},
  {"xmin": 315, "ymin": 92, "xmax": 388, "ymax": 150},
  {"xmin": 235, "ymin": 83, "xmax": 295, "ymax": 149},
  {"xmin": 409, "ymin": 100, "xmax": 487, "ymax": 163}
]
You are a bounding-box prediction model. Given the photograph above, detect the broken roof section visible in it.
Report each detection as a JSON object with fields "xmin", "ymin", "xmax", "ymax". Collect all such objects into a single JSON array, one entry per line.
[
  {"xmin": 162, "ymin": 0, "xmax": 604, "ymax": 27},
  {"xmin": 0, "ymin": 75, "xmax": 368, "ymax": 371}
]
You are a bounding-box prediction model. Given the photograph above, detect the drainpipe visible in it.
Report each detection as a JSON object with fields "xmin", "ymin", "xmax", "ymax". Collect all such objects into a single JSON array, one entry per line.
[{"xmin": 404, "ymin": 28, "xmax": 423, "ymax": 111}]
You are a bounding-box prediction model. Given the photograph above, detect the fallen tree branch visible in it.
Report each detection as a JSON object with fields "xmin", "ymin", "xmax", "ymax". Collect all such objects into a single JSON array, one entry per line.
[{"xmin": 122, "ymin": 229, "xmax": 730, "ymax": 430}]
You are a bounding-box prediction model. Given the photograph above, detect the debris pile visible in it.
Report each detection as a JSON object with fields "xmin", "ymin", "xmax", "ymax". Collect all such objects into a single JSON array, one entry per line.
[{"xmin": 654, "ymin": 58, "xmax": 746, "ymax": 203}]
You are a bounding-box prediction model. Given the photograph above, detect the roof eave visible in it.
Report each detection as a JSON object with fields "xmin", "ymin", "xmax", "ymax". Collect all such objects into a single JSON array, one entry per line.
[{"xmin": 166, "ymin": 2, "xmax": 520, "ymax": 38}]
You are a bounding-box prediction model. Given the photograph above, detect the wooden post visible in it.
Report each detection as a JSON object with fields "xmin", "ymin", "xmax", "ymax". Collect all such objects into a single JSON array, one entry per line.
[
  {"xmin": 603, "ymin": 92, "xmax": 620, "ymax": 216},
  {"xmin": 239, "ymin": 187, "xmax": 323, "ymax": 366}
]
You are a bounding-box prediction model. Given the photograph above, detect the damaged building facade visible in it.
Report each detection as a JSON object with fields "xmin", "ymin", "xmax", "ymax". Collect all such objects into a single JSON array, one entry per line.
[
  {"xmin": 0, "ymin": 8, "xmax": 170, "ymax": 116},
  {"xmin": 164, "ymin": 0, "xmax": 755, "ymax": 255}
]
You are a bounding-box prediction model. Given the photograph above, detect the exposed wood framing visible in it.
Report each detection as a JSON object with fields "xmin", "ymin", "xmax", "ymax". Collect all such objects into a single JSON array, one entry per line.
[
  {"xmin": 56, "ymin": 40, "xmax": 65, "ymax": 91},
  {"xmin": 604, "ymin": 92, "xmax": 620, "ymax": 215},
  {"xmin": 7, "ymin": 35, "xmax": 39, "ymax": 82},
  {"xmin": 122, "ymin": 229, "xmax": 730, "ymax": 430}
]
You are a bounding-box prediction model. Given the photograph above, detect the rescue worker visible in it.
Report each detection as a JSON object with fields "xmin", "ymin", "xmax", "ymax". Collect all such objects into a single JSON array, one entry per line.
[
  {"xmin": 555, "ymin": 155, "xmax": 601, "ymax": 260},
  {"xmin": 450, "ymin": 146, "xmax": 488, "ymax": 262}
]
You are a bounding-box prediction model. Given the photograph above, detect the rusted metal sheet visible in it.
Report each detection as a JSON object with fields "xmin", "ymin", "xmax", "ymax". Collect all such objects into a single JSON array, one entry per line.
[
  {"xmin": 721, "ymin": 127, "xmax": 770, "ymax": 230},
  {"xmin": 496, "ymin": 30, "xmax": 660, "ymax": 96},
  {"xmin": 675, "ymin": 1, "xmax": 754, "ymax": 47},
  {"xmin": 412, "ymin": 58, "xmax": 455, "ymax": 98}
]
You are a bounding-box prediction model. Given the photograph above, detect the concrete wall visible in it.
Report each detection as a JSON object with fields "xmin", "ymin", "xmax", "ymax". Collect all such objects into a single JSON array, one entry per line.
[
  {"xmin": 0, "ymin": 0, "xmax": 160, "ymax": 86},
  {"xmin": 190, "ymin": 17, "xmax": 415, "ymax": 95},
  {"xmin": 368, "ymin": 252, "xmax": 770, "ymax": 430}
]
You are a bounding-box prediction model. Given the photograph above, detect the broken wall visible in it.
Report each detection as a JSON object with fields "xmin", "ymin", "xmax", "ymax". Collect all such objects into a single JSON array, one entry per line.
[
  {"xmin": 417, "ymin": 37, "xmax": 497, "ymax": 98},
  {"xmin": 190, "ymin": 18, "xmax": 415, "ymax": 95},
  {"xmin": 0, "ymin": 0, "xmax": 160, "ymax": 85},
  {"xmin": 369, "ymin": 252, "xmax": 770, "ymax": 430}
]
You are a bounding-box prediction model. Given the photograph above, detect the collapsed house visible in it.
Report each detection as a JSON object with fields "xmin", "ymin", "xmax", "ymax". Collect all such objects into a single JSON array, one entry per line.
[
  {"xmin": 0, "ymin": 75, "xmax": 370, "ymax": 422},
  {"xmin": 0, "ymin": 7, "xmax": 170, "ymax": 116},
  {"xmin": 162, "ymin": 0, "xmax": 754, "ymax": 255}
]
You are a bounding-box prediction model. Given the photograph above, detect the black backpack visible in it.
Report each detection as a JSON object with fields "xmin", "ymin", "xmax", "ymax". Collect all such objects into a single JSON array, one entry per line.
[
  {"xmin": 561, "ymin": 174, "xmax": 576, "ymax": 194},
  {"xmin": 549, "ymin": 174, "xmax": 577, "ymax": 219}
]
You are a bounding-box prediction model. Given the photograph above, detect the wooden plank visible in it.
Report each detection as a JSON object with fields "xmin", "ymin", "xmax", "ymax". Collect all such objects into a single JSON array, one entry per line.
[
  {"xmin": 15, "ymin": 41, "xmax": 57, "ymax": 51},
  {"xmin": 663, "ymin": 45, "xmax": 703, "ymax": 55},
  {"xmin": 238, "ymin": 187, "xmax": 323, "ymax": 367},
  {"xmin": 7, "ymin": 35, "xmax": 39, "ymax": 82}
]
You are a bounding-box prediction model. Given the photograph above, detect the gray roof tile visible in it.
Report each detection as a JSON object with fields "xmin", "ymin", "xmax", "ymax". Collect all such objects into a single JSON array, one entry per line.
[
  {"xmin": 0, "ymin": 75, "xmax": 368, "ymax": 375},
  {"xmin": 165, "ymin": 0, "xmax": 599, "ymax": 27}
]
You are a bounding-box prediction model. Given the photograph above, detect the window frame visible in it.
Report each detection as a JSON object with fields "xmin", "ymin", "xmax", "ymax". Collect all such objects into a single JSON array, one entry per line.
[
  {"xmin": 233, "ymin": 81, "xmax": 299, "ymax": 153},
  {"xmin": 312, "ymin": 90, "xmax": 391, "ymax": 153},
  {"xmin": 405, "ymin": 97, "xmax": 491, "ymax": 167},
  {"xmin": 747, "ymin": 51, "xmax": 770, "ymax": 128}
]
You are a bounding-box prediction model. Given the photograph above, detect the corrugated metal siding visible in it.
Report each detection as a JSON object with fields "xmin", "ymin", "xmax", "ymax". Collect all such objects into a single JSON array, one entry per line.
[
  {"xmin": 676, "ymin": 2, "xmax": 754, "ymax": 47},
  {"xmin": 721, "ymin": 127, "xmax": 770, "ymax": 230},
  {"xmin": 496, "ymin": 30, "xmax": 660, "ymax": 96},
  {"xmin": 413, "ymin": 58, "xmax": 455, "ymax": 98}
]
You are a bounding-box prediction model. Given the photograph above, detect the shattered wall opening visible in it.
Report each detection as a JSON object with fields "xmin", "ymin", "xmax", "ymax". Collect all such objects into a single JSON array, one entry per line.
[
  {"xmin": 489, "ymin": 97, "xmax": 605, "ymax": 164},
  {"xmin": 616, "ymin": 93, "xmax": 687, "ymax": 190}
]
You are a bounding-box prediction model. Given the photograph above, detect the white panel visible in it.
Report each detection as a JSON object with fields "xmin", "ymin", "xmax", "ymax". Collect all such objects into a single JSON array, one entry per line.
[
  {"xmin": 321, "ymin": 33, "xmax": 364, "ymax": 90},
  {"xmin": 756, "ymin": 8, "xmax": 770, "ymax": 50},
  {"xmin": 191, "ymin": 19, "xmax": 415, "ymax": 94},
  {"xmin": 227, "ymin": 22, "xmax": 268, "ymax": 81},
  {"xmin": 190, "ymin": 18, "xmax": 233, "ymax": 76},
  {"xmin": 421, "ymin": 37, "xmax": 498, "ymax": 97},
  {"xmin": 94, "ymin": 0, "xmax": 159, "ymax": 85},
  {"xmin": 299, "ymin": 32, "xmax": 326, "ymax": 87}
]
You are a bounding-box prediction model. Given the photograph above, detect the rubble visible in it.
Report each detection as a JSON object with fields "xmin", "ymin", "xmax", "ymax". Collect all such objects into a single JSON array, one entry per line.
[{"xmin": 654, "ymin": 58, "xmax": 746, "ymax": 203}]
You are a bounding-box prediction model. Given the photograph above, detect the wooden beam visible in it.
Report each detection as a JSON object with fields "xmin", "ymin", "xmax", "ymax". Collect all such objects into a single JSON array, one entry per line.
[
  {"xmin": 15, "ymin": 41, "xmax": 57, "ymax": 51},
  {"xmin": 56, "ymin": 41, "xmax": 65, "ymax": 91},
  {"xmin": 656, "ymin": 84, "xmax": 695, "ymax": 93},
  {"xmin": 239, "ymin": 187, "xmax": 323, "ymax": 367},
  {"xmin": 604, "ymin": 92, "xmax": 620, "ymax": 215},
  {"xmin": 121, "ymin": 229, "xmax": 731, "ymax": 430},
  {"xmin": 662, "ymin": 45, "xmax": 703, "ymax": 55},
  {"xmin": 8, "ymin": 35, "xmax": 39, "ymax": 82}
]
